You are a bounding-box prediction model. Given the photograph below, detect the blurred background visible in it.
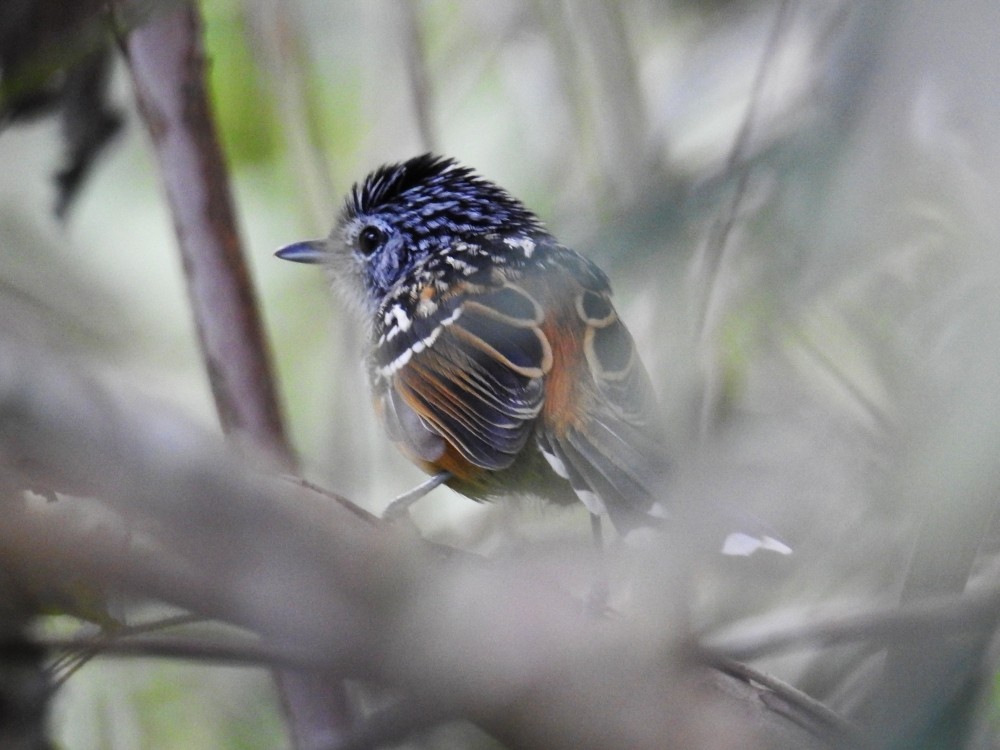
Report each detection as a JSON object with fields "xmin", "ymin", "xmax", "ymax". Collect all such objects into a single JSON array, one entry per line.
[{"xmin": 4, "ymin": 0, "xmax": 1000, "ymax": 747}]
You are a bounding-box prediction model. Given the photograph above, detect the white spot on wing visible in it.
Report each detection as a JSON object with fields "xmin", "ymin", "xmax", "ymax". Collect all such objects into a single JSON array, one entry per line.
[
  {"xmin": 575, "ymin": 489, "xmax": 606, "ymax": 516},
  {"xmin": 444, "ymin": 255, "xmax": 475, "ymax": 274},
  {"xmin": 378, "ymin": 347, "xmax": 414, "ymax": 377},
  {"xmin": 381, "ymin": 305, "xmax": 412, "ymax": 343},
  {"xmin": 439, "ymin": 306, "xmax": 463, "ymax": 328},
  {"xmin": 721, "ymin": 533, "xmax": 759, "ymax": 556},
  {"xmin": 540, "ymin": 449, "xmax": 569, "ymax": 479},
  {"xmin": 504, "ymin": 236, "xmax": 536, "ymax": 258},
  {"xmin": 376, "ymin": 307, "xmax": 463, "ymax": 378},
  {"xmin": 416, "ymin": 297, "xmax": 438, "ymax": 317}
]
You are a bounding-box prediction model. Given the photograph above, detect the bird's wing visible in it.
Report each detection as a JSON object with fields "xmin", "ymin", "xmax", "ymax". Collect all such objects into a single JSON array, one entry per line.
[
  {"xmin": 372, "ymin": 279, "xmax": 551, "ymax": 477},
  {"xmin": 530, "ymin": 254, "xmax": 789, "ymax": 551},
  {"xmin": 530, "ymin": 255, "xmax": 670, "ymax": 532}
]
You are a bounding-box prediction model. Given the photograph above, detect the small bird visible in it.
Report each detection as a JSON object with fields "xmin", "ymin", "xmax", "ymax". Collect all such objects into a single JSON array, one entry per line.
[{"xmin": 277, "ymin": 154, "xmax": 785, "ymax": 550}]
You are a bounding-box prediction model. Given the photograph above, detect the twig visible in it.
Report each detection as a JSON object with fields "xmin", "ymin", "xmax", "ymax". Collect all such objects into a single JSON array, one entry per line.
[
  {"xmin": 702, "ymin": 584, "xmax": 1000, "ymax": 662},
  {"xmin": 48, "ymin": 612, "xmax": 205, "ymax": 687},
  {"xmin": 694, "ymin": 0, "xmax": 796, "ymax": 437},
  {"xmin": 790, "ymin": 326, "xmax": 891, "ymax": 436},
  {"xmin": 30, "ymin": 633, "xmax": 316, "ymax": 672},
  {"xmin": 711, "ymin": 655, "xmax": 864, "ymax": 746},
  {"xmin": 245, "ymin": 0, "xmax": 337, "ymax": 230},
  {"xmin": 399, "ymin": 0, "xmax": 437, "ymax": 153},
  {"xmin": 278, "ymin": 474, "xmax": 379, "ymax": 523}
]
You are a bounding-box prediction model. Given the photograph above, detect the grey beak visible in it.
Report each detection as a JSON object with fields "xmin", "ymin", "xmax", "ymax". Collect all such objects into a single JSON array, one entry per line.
[{"xmin": 275, "ymin": 239, "xmax": 327, "ymax": 264}]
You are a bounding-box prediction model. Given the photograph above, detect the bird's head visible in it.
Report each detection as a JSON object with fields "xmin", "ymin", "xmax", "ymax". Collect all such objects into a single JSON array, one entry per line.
[{"xmin": 276, "ymin": 154, "xmax": 548, "ymax": 316}]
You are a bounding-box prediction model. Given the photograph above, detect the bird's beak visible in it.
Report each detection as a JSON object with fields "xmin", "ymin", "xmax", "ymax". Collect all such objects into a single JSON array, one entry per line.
[{"xmin": 274, "ymin": 239, "xmax": 328, "ymax": 264}]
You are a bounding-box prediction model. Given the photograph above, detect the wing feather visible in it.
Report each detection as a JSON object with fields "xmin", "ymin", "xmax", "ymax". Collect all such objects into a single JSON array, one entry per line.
[
  {"xmin": 376, "ymin": 280, "xmax": 550, "ymax": 473},
  {"xmin": 536, "ymin": 262, "xmax": 671, "ymax": 530}
]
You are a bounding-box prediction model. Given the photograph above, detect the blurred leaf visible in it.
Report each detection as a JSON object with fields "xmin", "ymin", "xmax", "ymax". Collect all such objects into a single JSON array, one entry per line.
[
  {"xmin": 0, "ymin": 0, "xmax": 121, "ymax": 215},
  {"xmin": 201, "ymin": 0, "xmax": 278, "ymax": 165}
]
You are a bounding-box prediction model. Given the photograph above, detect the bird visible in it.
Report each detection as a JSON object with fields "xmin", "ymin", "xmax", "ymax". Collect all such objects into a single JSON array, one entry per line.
[{"xmin": 276, "ymin": 154, "xmax": 788, "ymax": 552}]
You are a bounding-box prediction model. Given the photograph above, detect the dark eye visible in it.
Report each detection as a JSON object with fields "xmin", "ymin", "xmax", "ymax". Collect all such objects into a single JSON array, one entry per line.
[{"xmin": 357, "ymin": 226, "xmax": 387, "ymax": 256}]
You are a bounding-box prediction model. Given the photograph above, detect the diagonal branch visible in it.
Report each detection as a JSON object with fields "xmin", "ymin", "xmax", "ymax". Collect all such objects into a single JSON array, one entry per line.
[
  {"xmin": 111, "ymin": 2, "xmax": 342, "ymax": 745},
  {"xmin": 114, "ymin": 0, "xmax": 290, "ymax": 465}
]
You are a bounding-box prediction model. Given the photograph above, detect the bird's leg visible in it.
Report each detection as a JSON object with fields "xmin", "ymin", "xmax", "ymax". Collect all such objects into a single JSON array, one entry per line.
[
  {"xmin": 383, "ymin": 471, "xmax": 452, "ymax": 520},
  {"xmin": 586, "ymin": 513, "xmax": 611, "ymax": 616}
]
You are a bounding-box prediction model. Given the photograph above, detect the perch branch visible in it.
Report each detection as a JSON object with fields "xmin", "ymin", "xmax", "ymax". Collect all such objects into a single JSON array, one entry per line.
[{"xmin": 0, "ymin": 343, "xmax": 845, "ymax": 750}]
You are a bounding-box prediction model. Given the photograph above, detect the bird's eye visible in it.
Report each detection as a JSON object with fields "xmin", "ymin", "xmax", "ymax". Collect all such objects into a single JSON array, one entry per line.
[{"xmin": 357, "ymin": 226, "xmax": 387, "ymax": 256}]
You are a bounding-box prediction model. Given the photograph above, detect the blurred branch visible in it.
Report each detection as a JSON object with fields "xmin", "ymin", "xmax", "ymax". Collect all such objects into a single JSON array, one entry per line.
[
  {"xmin": 113, "ymin": 0, "xmax": 290, "ymax": 465},
  {"xmin": 246, "ymin": 0, "xmax": 338, "ymax": 230},
  {"xmin": 790, "ymin": 326, "xmax": 891, "ymax": 437},
  {"xmin": 692, "ymin": 0, "xmax": 795, "ymax": 437},
  {"xmin": 111, "ymin": 0, "xmax": 346, "ymax": 745},
  {"xmin": 0, "ymin": 343, "xmax": 845, "ymax": 750},
  {"xmin": 704, "ymin": 584, "xmax": 1000, "ymax": 662},
  {"xmin": 36, "ymin": 632, "xmax": 315, "ymax": 672},
  {"xmin": 559, "ymin": 1, "xmax": 656, "ymax": 204},
  {"xmin": 47, "ymin": 612, "xmax": 202, "ymax": 685},
  {"xmin": 399, "ymin": 0, "xmax": 437, "ymax": 154},
  {"xmin": 814, "ymin": 3, "xmax": 1000, "ymax": 744},
  {"xmin": 712, "ymin": 657, "xmax": 864, "ymax": 746}
]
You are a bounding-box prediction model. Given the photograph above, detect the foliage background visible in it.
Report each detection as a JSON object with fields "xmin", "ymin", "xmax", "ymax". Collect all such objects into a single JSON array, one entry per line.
[{"xmin": 3, "ymin": 0, "xmax": 999, "ymax": 747}]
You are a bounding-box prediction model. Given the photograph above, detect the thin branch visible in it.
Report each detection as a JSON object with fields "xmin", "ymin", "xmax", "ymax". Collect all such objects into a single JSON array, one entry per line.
[
  {"xmin": 399, "ymin": 0, "xmax": 437, "ymax": 153},
  {"xmin": 30, "ymin": 633, "xmax": 316, "ymax": 672},
  {"xmin": 790, "ymin": 326, "xmax": 891, "ymax": 436},
  {"xmin": 246, "ymin": 0, "xmax": 338, "ymax": 230},
  {"xmin": 710, "ymin": 656, "xmax": 864, "ymax": 746},
  {"xmin": 703, "ymin": 583, "xmax": 1000, "ymax": 662},
  {"xmin": 278, "ymin": 474, "xmax": 378, "ymax": 523},
  {"xmin": 48, "ymin": 612, "xmax": 205, "ymax": 687},
  {"xmin": 694, "ymin": 0, "xmax": 796, "ymax": 437}
]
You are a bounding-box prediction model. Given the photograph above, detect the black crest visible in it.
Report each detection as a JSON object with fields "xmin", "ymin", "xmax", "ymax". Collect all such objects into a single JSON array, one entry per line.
[
  {"xmin": 341, "ymin": 153, "xmax": 548, "ymax": 240},
  {"xmin": 347, "ymin": 154, "xmax": 460, "ymax": 216}
]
